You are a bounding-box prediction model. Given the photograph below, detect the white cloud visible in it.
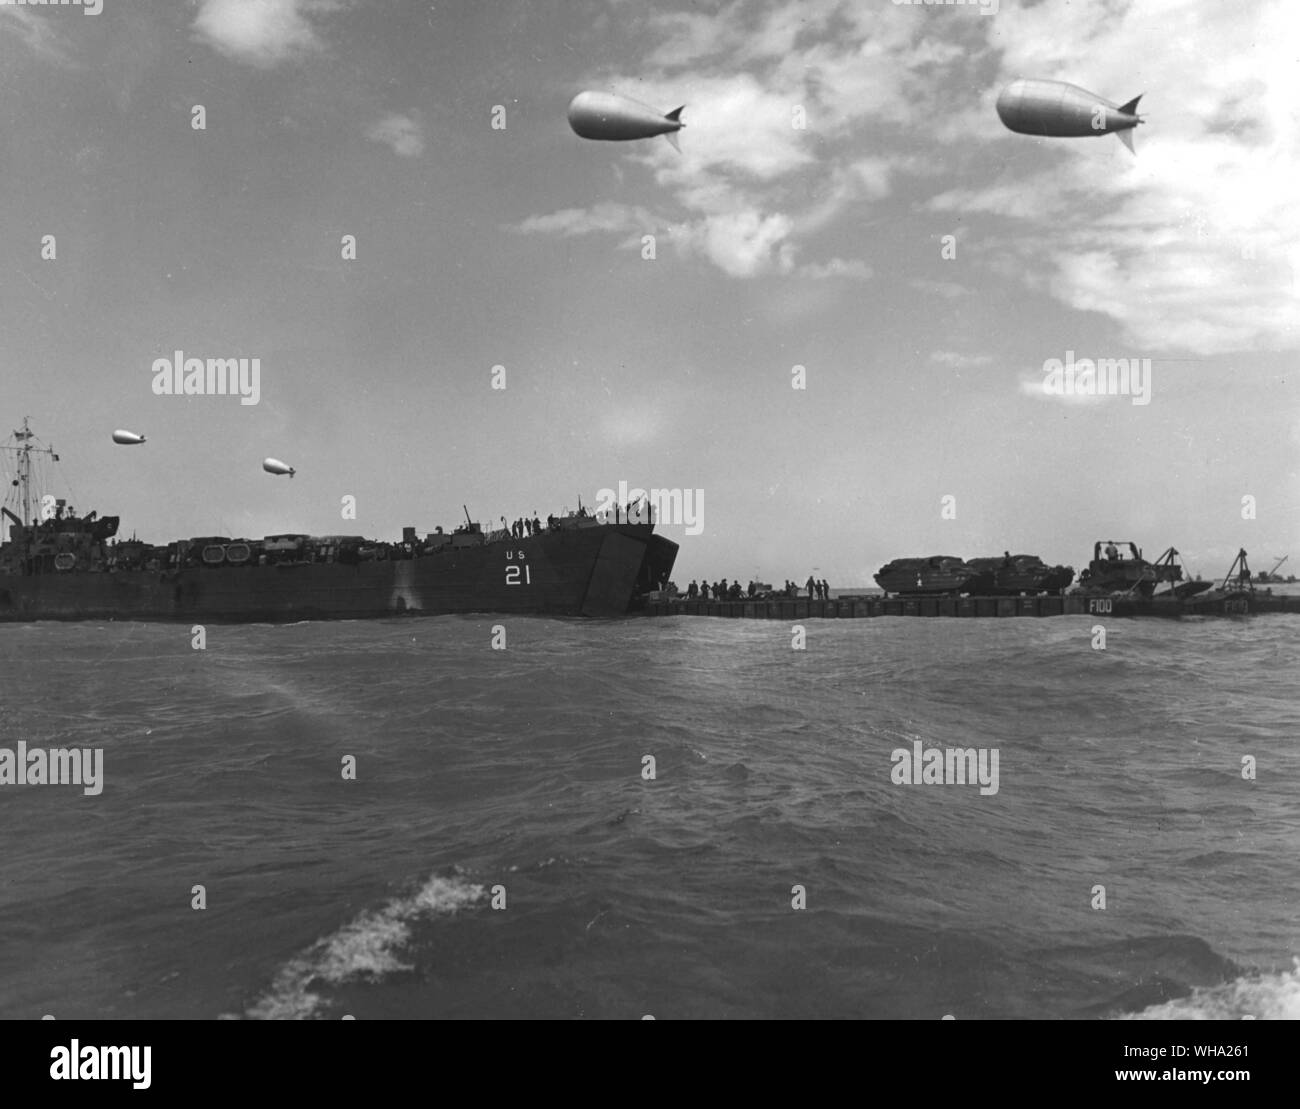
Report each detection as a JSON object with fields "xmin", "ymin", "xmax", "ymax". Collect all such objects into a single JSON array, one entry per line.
[
  {"xmin": 1016, "ymin": 370, "xmax": 1109, "ymax": 406},
  {"xmin": 535, "ymin": 3, "xmax": 931, "ymax": 280},
  {"xmin": 514, "ymin": 200, "xmax": 865, "ymax": 279},
  {"xmin": 193, "ymin": 0, "xmax": 343, "ymax": 68},
  {"xmin": 931, "ymin": 350, "xmax": 993, "ymax": 368},
  {"xmin": 1016, "ymin": 373, "xmax": 1065, "ymax": 402},
  {"xmin": 910, "ymin": 279, "xmax": 972, "ymax": 299},
  {"xmin": 365, "ymin": 113, "xmax": 425, "ymax": 158},
  {"xmin": 928, "ymin": 176, "xmax": 1080, "ymax": 223},
  {"xmin": 531, "ymin": 0, "xmax": 1300, "ymax": 353},
  {"xmin": 676, "ymin": 208, "xmax": 797, "ymax": 278},
  {"xmin": 651, "ymin": 74, "xmax": 817, "ymax": 182},
  {"xmin": 0, "ymin": 8, "xmax": 71, "ymax": 63},
  {"xmin": 800, "ymin": 258, "xmax": 872, "ymax": 280},
  {"xmin": 951, "ymin": 0, "xmax": 1300, "ymax": 354},
  {"xmin": 513, "ymin": 203, "xmax": 654, "ymax": 237}
]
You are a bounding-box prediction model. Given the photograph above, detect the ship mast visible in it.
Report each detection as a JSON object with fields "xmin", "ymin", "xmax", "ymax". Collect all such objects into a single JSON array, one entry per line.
[{"xmin": 3, "ymin": 417, "xmax": 58, "ymax": 535}]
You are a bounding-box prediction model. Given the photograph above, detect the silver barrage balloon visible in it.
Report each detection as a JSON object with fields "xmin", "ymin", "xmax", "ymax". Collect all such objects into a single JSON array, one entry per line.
[
  {"xmin": 996, "ymin": 78, "xmax": 1144, "ymax": 153},
  {"xmin": 567, "ymin": 91, "xmax": 685, "ymax": 151}
]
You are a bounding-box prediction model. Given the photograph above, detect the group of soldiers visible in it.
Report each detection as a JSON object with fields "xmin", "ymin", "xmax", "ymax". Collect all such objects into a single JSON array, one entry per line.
[
  {"xmin": 505, "ymin": 514, "xmax": 545, "ymax": 538},
  {"xmin": 683, "ymin": 576, "xmax": 831, "ymax": 601},
  {"xmin": 793, "ymin": 577, "xmax": 831, "ymax": 600},
  {"xmin": 685, "ymin": 578, "xmax": 746, "ymax": 601}
]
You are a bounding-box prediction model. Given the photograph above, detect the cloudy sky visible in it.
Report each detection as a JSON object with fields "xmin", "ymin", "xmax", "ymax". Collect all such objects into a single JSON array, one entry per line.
[{"xmin": 1, "ymin": 0, "xmax": 1296, "ymax": 585}]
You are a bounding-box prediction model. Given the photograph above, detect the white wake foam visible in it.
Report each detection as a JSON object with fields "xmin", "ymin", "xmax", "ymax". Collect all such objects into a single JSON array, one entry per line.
[
  {"xmin": 233, "ymin": 873, "xmax": 485, "ymax": 1020},
  {"xmin": 1120, "ymin": 960, "xmax": 1300, "ymax": 1020}
]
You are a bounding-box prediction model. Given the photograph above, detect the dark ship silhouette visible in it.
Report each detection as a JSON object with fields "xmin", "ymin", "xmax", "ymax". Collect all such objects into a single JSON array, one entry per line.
[{"xmin": 0, "ymin": 421, "xmax": 677, "ymax": 622}]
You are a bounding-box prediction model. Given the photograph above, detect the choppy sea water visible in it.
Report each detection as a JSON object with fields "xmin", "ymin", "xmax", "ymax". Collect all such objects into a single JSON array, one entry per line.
[{"xmin": 1, "ymin": 607, "xmax": 1297, "ymax": 1020}]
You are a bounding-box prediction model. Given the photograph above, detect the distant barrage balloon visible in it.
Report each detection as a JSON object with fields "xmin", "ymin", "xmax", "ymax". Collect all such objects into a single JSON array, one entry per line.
[
  {"xmin": 112, "ymin": 429, "xmax": 146, "ymax": 445},
  {"xmin": 263, "ymin": 458, "xmax": 296, "ymax": 478},
  {"xmin": 567, "ymin": 91, "xmax": 685, "ymax": 151},
  {"xmin": 996, "ymin": 78, "xmax": 1144, "ymax": 153}
]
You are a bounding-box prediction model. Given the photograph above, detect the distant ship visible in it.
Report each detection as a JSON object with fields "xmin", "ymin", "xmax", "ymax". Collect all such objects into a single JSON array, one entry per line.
[
  {"xmin": 1255, "ymin": 556, "xmax": 1294, "ymax": 584},
  {"xmin": 0, "ymin": 421, "xmax": 677, "ymax": 622}
]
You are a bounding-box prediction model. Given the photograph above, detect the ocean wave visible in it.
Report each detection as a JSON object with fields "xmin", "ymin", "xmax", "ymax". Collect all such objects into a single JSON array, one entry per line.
[
  {"xmin": 1119, "ymin": 960, "xmax": 1300, "ymax": 1020},
  {"xmin": 230, "ymin": 873, "xmax": 485, "ymax": 1020}
]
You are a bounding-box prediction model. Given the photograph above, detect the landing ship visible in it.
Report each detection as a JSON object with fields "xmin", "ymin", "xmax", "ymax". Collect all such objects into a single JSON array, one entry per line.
[{"xmin": 0, "ymin": 420, "xmax": 677, "ymax": 622}]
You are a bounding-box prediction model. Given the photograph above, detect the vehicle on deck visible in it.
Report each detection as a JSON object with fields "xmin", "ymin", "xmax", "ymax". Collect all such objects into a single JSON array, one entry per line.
[
  {"xmin": 1074, "ymin": 540, "xmax": 1187, "ymax": 598},
  {"xmin": 965, "ymin": 554, "xmax": 1074, "ymax": 596},
  {"xmin": 874, "ymin": 556, "xmax": 976, "ymax": 596}
]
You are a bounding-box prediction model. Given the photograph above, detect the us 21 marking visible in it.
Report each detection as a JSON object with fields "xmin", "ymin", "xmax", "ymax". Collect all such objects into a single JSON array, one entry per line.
[{"xmin": 506, "ymin": 565, "xmax": 531, "ymax": 585}]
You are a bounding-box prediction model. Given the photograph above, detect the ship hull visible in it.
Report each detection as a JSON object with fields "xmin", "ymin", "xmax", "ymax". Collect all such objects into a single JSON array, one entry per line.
[{"xmin": 0, "ymin": 523, "xmax": 677, "ymax": 623}]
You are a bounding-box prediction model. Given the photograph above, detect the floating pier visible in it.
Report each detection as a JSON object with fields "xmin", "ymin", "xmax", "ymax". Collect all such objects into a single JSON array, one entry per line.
[{"xmin": 640, "ymin": 592, "xmax": 1300, "ymax": 619}]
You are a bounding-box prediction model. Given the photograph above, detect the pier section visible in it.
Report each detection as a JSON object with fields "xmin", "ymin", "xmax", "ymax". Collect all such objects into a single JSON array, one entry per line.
[{"xmin": 639, "ymin": 593, "xmax": 1300, "ymax": 619}]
